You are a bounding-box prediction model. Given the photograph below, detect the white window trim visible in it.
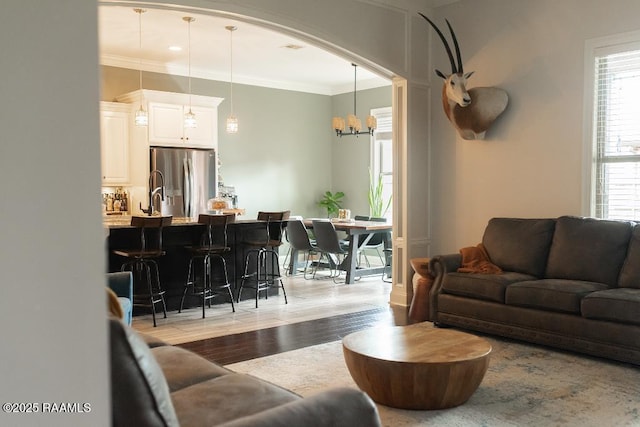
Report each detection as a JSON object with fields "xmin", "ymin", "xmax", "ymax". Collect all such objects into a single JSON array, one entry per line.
[
  {"xmin": 369, "ymin": 106, "xmax": 392, "ymax": 219},
  {"xmin": 583, "ymin": 29, "xmax": 640, "ymax": 216}
]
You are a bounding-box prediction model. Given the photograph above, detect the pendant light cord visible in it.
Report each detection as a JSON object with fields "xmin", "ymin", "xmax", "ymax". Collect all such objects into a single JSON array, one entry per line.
[
  {"xmin": 138, "ymin": 10, "xmax": 142, "ymax": 92},
  {"xmin": 229, "ymin": 27, "xmax": 234, "ymax": 114},
  {"xmin": 353, "ymin": 64, "xmax": 357, "ymax": 117},
  {"xmin": 187, "ymin": 18, "xmax": 192, "ymax": 109}
]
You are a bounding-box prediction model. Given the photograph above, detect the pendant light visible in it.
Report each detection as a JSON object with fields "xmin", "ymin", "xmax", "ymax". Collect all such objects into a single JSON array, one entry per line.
[
  {"xmin": 183, "ymin": 16, "xmax": 197, "ymax": 128},
  {"xmin": 134, "ymin": 8, "xmax": 148, "ymax": 126},
  {"xmin": 225, "ymin": 25, "xmax": 238, "ymax": 134},
  {"xmin": 332, "ymin": 64, "xmax": 377, "ymax": 137}
]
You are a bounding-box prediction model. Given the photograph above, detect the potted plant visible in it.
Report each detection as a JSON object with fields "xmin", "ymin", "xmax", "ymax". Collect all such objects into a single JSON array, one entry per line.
[
  {"xmin": 318, "ymin": 190, "xmax": 345, "ymax": 217},
  {"xmin": 368, "ymin": 169, "xmax": 392, "ymax": 218}
]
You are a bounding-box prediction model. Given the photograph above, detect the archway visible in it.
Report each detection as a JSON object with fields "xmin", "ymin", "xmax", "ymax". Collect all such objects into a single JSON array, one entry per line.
[{"xmin": 100, "ymin": 0, "xmax": 411, "ymax": 306}]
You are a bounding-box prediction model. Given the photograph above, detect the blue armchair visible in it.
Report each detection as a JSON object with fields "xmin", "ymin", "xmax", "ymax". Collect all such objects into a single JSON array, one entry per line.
[{"xmin": 107, "ymin": 272, "xmax": 133, "ymax": 325}]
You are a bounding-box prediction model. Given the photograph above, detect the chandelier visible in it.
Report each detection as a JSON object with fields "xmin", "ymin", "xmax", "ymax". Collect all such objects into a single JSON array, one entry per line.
[{"xmin": 332, "ymin": 64, "xmax": 377, "ymax": 137}]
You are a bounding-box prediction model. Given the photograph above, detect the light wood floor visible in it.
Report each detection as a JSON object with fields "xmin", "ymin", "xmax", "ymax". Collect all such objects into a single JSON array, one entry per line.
[{"xmin": 133, "ymin": 269, "xmax": 394, "ymax": 345}]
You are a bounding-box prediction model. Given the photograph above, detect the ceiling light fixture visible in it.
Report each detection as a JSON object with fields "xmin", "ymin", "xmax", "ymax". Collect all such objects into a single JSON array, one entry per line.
[
  {"xmin": 225, "ymin": 25, "xmax": 238, "ymax": 134},
  {"xmin": 134, "ymin": 8, "xmax": 148, "ymax": 126},
  {"xmin": 332, "ymin": 64, "xmax": 377, "ymax": 137},
  {"xmin": 183, "ymin": 16, "xmax": 197, "ymax": 128}
]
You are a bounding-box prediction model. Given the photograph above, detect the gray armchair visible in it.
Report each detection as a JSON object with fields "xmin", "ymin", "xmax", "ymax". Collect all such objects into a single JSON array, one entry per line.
[{"xmin": 108, "ymin": 271, "xmax": 133, "ymax": 325}]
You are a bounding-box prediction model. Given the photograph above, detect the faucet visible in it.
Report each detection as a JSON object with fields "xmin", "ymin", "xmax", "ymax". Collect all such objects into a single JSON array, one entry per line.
[{"xmin": 140, "ymin": 170, "xmax": 165, "ymax": 216}]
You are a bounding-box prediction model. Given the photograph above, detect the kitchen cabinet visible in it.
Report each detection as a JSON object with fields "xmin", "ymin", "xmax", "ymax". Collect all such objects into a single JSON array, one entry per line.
[
  {"xmin": 100, "ymin": 102, "xmax": 130, "ymax": 185},
  {"xmin": 117, "ymin": 90, "xmax": 223, "ymax": 150},
  {"xmin": 148, "ymin": 102, "xmax": 217, "ymax": 147}
]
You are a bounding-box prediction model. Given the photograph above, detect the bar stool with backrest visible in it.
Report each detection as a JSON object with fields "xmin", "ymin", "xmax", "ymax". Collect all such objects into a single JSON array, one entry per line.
[
  {"xmin": 237, "ymin": 211, "xmax": 290, "ymax": 307},
  {"xmin": 113, "ymin": 215, "xmax": 172, "ymax": 327},
  {"xmin": 179, "ymin": 213, "xmax": 236, "ymax": 318}
]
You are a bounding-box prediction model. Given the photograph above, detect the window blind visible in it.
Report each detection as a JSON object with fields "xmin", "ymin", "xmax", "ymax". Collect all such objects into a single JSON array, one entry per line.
[{"xmin": 594, "ymin": 48, "xmax": 640, "ymax": 220}]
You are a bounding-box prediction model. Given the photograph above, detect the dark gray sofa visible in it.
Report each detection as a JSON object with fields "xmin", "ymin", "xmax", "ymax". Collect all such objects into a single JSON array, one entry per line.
[
  {"xmin": 109, "ymin": 318, "xmax": 381, "ymax": 427},
  {"xmin": 428, "ymin": 215, "xmax": 640, "ymax": 365}
]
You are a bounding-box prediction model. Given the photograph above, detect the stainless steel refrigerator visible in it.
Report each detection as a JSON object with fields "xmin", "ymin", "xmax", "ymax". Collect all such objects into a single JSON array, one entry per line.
[{"xmin": 150, "ymin": 147, "xmax": 217, "ymax": 218}]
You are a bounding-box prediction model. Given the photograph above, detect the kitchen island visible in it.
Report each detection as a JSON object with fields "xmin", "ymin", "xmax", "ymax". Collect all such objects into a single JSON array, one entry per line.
[{"xmin": 104, "ymin": 214, "xmax": 281, "ymax": 314}]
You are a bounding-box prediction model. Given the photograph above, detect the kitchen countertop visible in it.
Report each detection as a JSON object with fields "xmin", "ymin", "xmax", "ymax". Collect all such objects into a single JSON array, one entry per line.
[
  {"xmin": 103, "ymin": 215, "xmax": 198, "ymax": 229},
  {"xmin": 103, "ymin": 209, "xmax": 248, "ymax": 229}
]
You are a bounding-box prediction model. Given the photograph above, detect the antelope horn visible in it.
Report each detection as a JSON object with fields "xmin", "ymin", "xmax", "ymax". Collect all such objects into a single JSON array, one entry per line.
[
  {"xmin": 445, "ymin": 19, "xmax": 463, "ymax": 74},
  {"xmin": 418, "ymin": 13, "xmax": 457, "ymax": 74}
]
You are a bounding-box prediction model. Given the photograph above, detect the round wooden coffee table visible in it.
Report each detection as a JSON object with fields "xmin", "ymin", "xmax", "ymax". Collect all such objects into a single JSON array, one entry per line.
[{"xmin": 342, "ymin": 324, "xmax": 491, "ymax": 410}]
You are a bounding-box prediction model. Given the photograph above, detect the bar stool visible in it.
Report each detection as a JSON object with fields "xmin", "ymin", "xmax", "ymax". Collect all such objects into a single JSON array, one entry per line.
[
  {"xmin": 179, "ymin": 213, "xmax": 236, "ymax": 318},
  {"xmin": 113, "ymin": 215, "xmax": 172, "ymax": 327},
  {"xmin": 237, "ymin": 210, "xmax": 290, "ymax": 308}
]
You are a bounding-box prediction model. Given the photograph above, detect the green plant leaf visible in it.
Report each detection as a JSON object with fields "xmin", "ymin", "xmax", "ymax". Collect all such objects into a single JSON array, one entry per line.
[{"xmin": 318, "ymin": 190, "xmax": 345, "ymax": 217}]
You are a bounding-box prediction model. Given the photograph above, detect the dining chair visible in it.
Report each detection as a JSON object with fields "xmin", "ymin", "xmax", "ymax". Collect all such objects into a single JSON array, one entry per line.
[
  {"xmin": 311, "ymin": 219, "xmax": 349, "ymax": 282},
  {"xmin": 285, "ymin": 218, "xmax": 318, "ymax": 279},
  {"xmin": 354, "ymin": 215, "xmax": 388, "ymax": 267}
]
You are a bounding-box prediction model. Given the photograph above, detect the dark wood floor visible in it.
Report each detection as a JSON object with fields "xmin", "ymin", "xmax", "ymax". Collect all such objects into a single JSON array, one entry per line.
[{"xmin": 178, "ymin": 305, "xmax": 410, "ymax": 365}]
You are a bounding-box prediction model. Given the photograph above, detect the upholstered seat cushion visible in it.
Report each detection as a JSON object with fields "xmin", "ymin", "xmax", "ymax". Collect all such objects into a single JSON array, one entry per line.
[
  {"xmin": 482, "ymin": 218, "xmax": 556, "ymax": 277},
  {"xmin": 582, "ymin": 288, "xmax": 640, "ymax": 325},
  {"xmin": 442, "ymin": 272, "xmax": 537, "ymax": 303},
  {"xmin": 171, "ymin": 374, "xmax": 299, "ymax": 427},
  {"xmin": 506, "ymin": 279, "xmax": 609, "ymax": 314},
  {"xmin": 545, "ymin": 216, "xmax": 633, "ymax": 286},
  {"xmin": 151, "ymin": 346, "xmax": 232, "ymax": 392}
]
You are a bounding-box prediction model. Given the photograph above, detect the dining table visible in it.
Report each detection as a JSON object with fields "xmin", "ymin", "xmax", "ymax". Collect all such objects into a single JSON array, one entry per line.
[{"xmin": 289, "ymin": 218, "xmax": 392, "ymax": 284}]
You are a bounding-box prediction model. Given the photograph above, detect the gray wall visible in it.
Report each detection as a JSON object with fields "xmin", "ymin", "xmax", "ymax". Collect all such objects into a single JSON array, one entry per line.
[
  {"xmin": 1, "ymin": 1, "xmax": 109, "ymax": 426},
  {"xmin": 429, "ymin": 0, "xmax": 640, "ymax": 254},
  {"xmin": 331, "ymin": 86, "xmax": 392, "ymax": 217},
  {"xmin": 102, "ymin": 66, "xmax": 390, "ymax": 219}
]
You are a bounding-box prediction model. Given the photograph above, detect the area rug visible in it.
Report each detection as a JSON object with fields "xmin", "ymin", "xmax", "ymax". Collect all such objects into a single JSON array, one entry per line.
[{"xmin": 226, "ymin": 332, "xmax": 640, "ymax": 426}]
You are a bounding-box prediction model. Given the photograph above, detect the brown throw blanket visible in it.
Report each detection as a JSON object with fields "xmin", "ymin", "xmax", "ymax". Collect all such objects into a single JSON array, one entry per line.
[{"xmin": 457, "ymin": 243, "xmax": 502, "ymax": 274}]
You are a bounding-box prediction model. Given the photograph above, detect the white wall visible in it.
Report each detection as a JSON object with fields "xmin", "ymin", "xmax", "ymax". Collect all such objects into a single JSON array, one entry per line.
[
  {"xmin": 0, "ymin": 1, "xmax": 108, "ymax": 426},
  {"xmin": 430, "ymin": 0, "xmax": 640, "ymax": 254}
]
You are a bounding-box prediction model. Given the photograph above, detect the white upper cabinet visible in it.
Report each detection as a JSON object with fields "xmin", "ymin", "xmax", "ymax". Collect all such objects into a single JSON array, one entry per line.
[
  {"xmin": 148, "ymin": 102, "xmax": 217, "ymax": 147},
  {"xmin": 100, "ymin": 102, "xmax": 130, "ymax": 185},
  {"xmin": 117, "ymin": 90, "xmax": 224, "ymax": 149}
]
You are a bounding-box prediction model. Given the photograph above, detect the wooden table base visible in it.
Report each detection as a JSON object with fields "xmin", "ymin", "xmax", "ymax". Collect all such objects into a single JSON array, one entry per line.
[{"xmin": 342, "ymin": 324, "xmax": 491, "ymax": 410}]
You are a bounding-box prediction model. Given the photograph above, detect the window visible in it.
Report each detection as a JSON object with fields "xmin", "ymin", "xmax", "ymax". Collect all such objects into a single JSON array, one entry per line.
[
  {"xmin": 590, "ymin": 36, "xmax": 640, "ymax": 220},
  {"xmin": 370, "ymin": 107, "xmax": 392, "ymax": 220}
]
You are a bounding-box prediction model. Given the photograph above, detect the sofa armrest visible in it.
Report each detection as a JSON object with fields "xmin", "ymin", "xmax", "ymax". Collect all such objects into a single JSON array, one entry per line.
[
  {"xmin": 428, "ymin": 254, "xmax": 462, "ymax": 322},
  {"xmin": 217, "ymin": 387, "xmax": 381, "ymax": 427}
]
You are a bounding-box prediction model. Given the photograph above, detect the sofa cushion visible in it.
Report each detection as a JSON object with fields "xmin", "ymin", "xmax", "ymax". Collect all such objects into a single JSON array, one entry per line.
[
  {"xmin": 171, "ymin": 373, "xmax": 299, "ymax": 427},
  {"xmin": 109, "ymin": 318, "xmax": 179, "ymax": 427},
  {"xmin": 443, "ymin": 271, "xmax": 537, "ymax": 303},
  {"xmin": 151, "ymin": 345, "xmax": 231, "ymax": 392},
  {"xmin": 582, "ymin": 288, "xmax": 640, "ymax": 325},
  {"xmin": 545, "ymin": 216, "xmax": 633, "ymax": 286},
  {"xmin": 505, "ymin": 279, "xmax": 609, "ymax": 314},
  {"xmin": 618, "ymin": 225, "xmax": 640, "ymax": 289},
  {"xmin": 482, "ymin": 218, "xmax": 556, "ymax": 277}
]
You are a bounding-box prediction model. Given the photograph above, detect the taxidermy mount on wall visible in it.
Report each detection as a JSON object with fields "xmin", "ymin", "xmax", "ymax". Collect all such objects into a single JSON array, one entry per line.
[{"xmin": 420, "ymin": 14, "xmax": 508, "ymax": 140}]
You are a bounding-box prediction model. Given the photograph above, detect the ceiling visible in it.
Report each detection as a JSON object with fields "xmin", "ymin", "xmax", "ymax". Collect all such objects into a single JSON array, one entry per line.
[{"xmin": 99, "ymin": 5, "xmax": 391, "ymax": 96}]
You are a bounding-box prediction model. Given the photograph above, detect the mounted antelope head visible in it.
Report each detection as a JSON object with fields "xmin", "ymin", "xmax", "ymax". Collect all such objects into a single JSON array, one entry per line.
[{"xmin": 419, "ymin": 14, "xmax": 508, "ymax": 140}]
